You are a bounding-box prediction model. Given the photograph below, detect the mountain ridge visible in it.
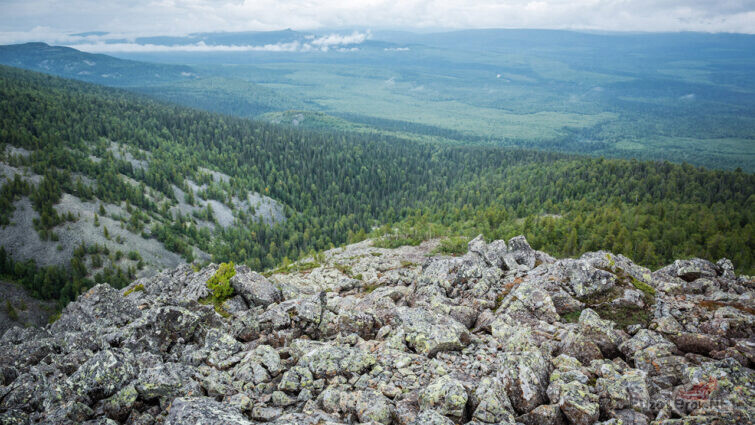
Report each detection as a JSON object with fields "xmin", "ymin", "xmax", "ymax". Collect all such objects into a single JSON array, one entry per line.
[{"xmin": 0, "ymin": 42, "xmax": 198, "ymax": 86}]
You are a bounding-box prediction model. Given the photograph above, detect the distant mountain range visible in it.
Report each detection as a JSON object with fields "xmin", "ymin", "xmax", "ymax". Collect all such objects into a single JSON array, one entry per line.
[{"xmin": 0, "ymin": 42, "xmax": 198, "ymax": 86}]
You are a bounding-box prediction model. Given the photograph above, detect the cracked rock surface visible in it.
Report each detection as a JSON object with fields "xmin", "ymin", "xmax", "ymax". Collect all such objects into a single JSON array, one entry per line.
[{"xmin": 0, "ymin": 236, "xmax": 753, "ymax": 424}]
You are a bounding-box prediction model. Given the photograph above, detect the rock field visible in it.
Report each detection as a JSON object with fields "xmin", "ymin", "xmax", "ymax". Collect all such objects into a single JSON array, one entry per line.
[{"xmin": 0, "ymin": 236, "xmax": 752, "ymax": 424}]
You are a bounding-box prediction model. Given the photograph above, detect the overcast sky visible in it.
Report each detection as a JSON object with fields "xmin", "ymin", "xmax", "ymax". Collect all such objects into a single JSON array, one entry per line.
[{"xmin": 1, "ymin": 0, "xmax": 754, "ymax": 45}]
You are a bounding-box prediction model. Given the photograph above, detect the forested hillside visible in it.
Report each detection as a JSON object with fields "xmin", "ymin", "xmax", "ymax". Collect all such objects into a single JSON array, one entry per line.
[
  {"xmin": 0, "ymin": 42, "xmax": 198, "ymax": 86},
  {"xmin": 0, "ymin": 65, "xmax": 752, "ymax": 307}
]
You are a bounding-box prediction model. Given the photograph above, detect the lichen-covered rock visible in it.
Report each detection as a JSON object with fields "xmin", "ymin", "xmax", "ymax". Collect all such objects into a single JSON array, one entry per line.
[
  {"xmin": 556, "ymin": 259, "xmax": 617, "ymax": 299},
  {"xmin": 577, "ymin": 309, "xmax": 627, "ymax": 358},
  {"xmin": 558, "ymin": 381, "xmax": 600, "ymax": 425},
  {"xmin": 595, "ymin": 368, "xmax": 650, "ymax": 416},
  {"xmin": 355, "ymin": 389, "xmax": 394, "ymax": 424},
  {"xmin": 669, "ymin": 357, "xmax": 755, "ymax": 419},
  {"xmin": 410, "ymin": 409, "xmax": 456, "ymax": 425},
  {"xmin": 134, "ymin": 362, "xmax": 199, "ymax": 404},
  {"xmin": 99, "ymin": 383, "xmax": 137, "ymax": 420},
  {"xmin": 67, "ymin": 349, "xmax": 136, "ymax": 401},
  {"xmin": 497, "ymin": 280, "xmax": 560, "ymax": 324},
  {"xmin": 279, "ymin": 366, "xmax": 314, "ymax": 393},
  {"xmin": 419, "ymin": 375, "xmax": 468, "ymax": 419},
  {"xmin": 230, "ymin": 266, "xmax": 282, "ymax": 307},
  {"xmin": 499, "ymin": 349, "xmax": 551, "ymax": 414},
  {"xmin": 231, "ymin": 344, "xmax": 282, "ymax": 387},
  {"xmin": 395, "ymin": 307, "xmax": 470, "ymax": 356},
  {"xmin": 120, "ymin": 305, "xmax": 201, "ymax": 354},
  {"xmin": 517, "ymin": 403, "xmax": 566, "ymax": 425},
  {"xmin": 673, "ymin": 259, "xmax": 720, "ymax": 282},
  {"xmin": 51, "ymin": 284, "xmax": 141, "ymax": 334},
  {"xmin": 558, "ymin": 329, "xmax": 604, "ymax": 365},
  {"xmin": 165, "ymin": 397, "xmax": 251, "ymax": 424},
  {"xmin": 471, "ymin": 377, "xmax": 516, "ymax": 423},
  {"xmin": 296, "ymin": 342, "xmax": 375, "ymax": 378},
  {"xmin": 507, "ymin": 235, "xmax": 537, "ymax": 270},
  {"xmin": 203, "ymin": 328, "xmax": 244, "ymax": 369}
]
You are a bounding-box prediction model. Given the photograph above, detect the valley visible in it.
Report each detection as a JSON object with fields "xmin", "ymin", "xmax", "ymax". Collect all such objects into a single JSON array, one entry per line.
[
  {"xmin": 0, "ymin": 64, "xmax": 752, "ymax": 314},
  {"xmin": 2, "ymin": 30, "xmax": 754, "ymax": 171}
]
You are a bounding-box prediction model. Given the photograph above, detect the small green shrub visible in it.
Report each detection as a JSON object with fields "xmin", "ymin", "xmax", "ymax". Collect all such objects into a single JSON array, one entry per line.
[
  {"xmin": 594, "ymin": 305, "xmax": 651, "ymax": 328},
  {"xmin": 560, "ymin": 310, "xmax": 581, "ymax": 323},
  {"xmin": 264, "ymin": 259, "xmax": 322, "ymax": 277},
  {"xmin": 124, "ymin": 283, "xmax": 145, "ymax": 296},
  {"xmin": 630, "ymin": 278, "xmax": 656, "ymax": 297},
  {"xmin": 432, "ymin": 236, "xmax": 469, "ymax": 256},
  {"xmin": 5, "ymin": 301, "xmax": 18, "ymax": 321},
  {"xmin": 206, "ymin": 262, "xmax": 236, "ymax": 302},
  {"xmin": 200, "ymin": 262, "xmax": 236, "ymax": 318},
  {"xmin": 373, "ymin": 235, "xmax": 422, "ymax": 249},
  {"xmin": 48, "ymin": 311, "xmax": 61, "ymax": 324},
  {"xmin": 334, "ymin": 263, "xmax": 353, "ymax": 277}
]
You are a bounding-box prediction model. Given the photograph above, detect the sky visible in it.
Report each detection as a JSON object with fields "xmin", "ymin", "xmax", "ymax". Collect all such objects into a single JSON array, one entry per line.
[{"xmin": 0, "ymin": 0, "xmax": 754, "ymax": 47}]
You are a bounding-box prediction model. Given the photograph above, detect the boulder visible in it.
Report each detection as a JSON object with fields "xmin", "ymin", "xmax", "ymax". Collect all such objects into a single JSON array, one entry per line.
[
  {"xmin": 471, "ymin": 377, "xmax": 516, "ymax": 423},
  {"xmin": 419, "ymin": 375, "xmax": 468, "ymax": 419},
  {"xmin": 517, "ymin": 404, "xmax": 566, "ymax": 425},
  {"xmin": 499, "ymin": 350, "xmax": 551, "ymax": 414},
  {"xmin": 558, "ymin": 381, "xmax": 600, "ymax": 425},
  {"xmin": 67, "ymin": 349, "xmax": 136, "ymax": 401},
  {"xmin": 596, "ymin": 368, "xmax": 650, "ymax": 416},
  {"xmin": 52, "ymin": 284, "xmax": 140, "ymax": 334},
  {"xmin": 278, "ymin": 366, "xmax": 314, "ymax": 393},
  {"xmin": 507, "ymin": 235, "xmax": 537, "ymax": 270},
  {"xmin": 395, "ymin": 307, "xmax": 470, "ymax": 357},
  {"xmin": 296, "ymin": 342, "xmax": 375, "ymax": 379},
  {"xmin": 165, "ymin": 397, "xmax": 251, "ymax": 425},
  {"xmin": 230, "ymin": 266, "xmax": 282, "ymax": 307},
  {"xmin": 355, "ymin": 389, "xmax": 393, "ymax": 424},
  {"xmin": 578, "ymin": 308, "xmax": 628, "ymax": 358},
  {"xmin": 410, "ymin": 409, "xmax": 456, "ymax": 425}
]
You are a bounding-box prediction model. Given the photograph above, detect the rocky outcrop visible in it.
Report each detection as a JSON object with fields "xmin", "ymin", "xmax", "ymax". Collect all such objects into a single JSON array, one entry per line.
[{"xmin": 0, "ymin": 236, "xmax": 752, "ymax": 424}]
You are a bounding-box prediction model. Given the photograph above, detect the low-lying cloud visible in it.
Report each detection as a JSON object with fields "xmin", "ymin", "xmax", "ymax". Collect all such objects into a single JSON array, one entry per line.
[
  {"xmin": 56, "ymin": 31, "xmax": 370, "ymax": 54},
  {"xmin": 307, "ymin": 31, "xmax": 368, "ymax": 48}
]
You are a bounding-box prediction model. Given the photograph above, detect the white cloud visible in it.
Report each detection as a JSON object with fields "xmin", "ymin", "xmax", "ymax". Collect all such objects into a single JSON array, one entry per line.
[
  {"xmin": 0, "ymin": 0, "xmax": 753, "ymax": 44},
  {"xmin": 309, "ymin": 31, "xmax": 369, "ymax": 47},
  {"xmin": 64, "ymin": 31, "xmax": 370, "ymax": 53}
]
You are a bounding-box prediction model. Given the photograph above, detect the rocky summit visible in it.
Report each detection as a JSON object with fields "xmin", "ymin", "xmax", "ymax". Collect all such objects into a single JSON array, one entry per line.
[{"xmin": 0, "ymin": 236, "xmax": 753, "ymax": 425}]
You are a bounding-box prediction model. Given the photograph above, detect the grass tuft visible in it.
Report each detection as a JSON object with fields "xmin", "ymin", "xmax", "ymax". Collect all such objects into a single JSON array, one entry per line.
[
  {"xmin": 123, "ymin": 283, "xmax": 145, "ymax": 296},
  {"xmin": 432, "ymin": 236, "xmax": 469, "ymax": 256}
]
